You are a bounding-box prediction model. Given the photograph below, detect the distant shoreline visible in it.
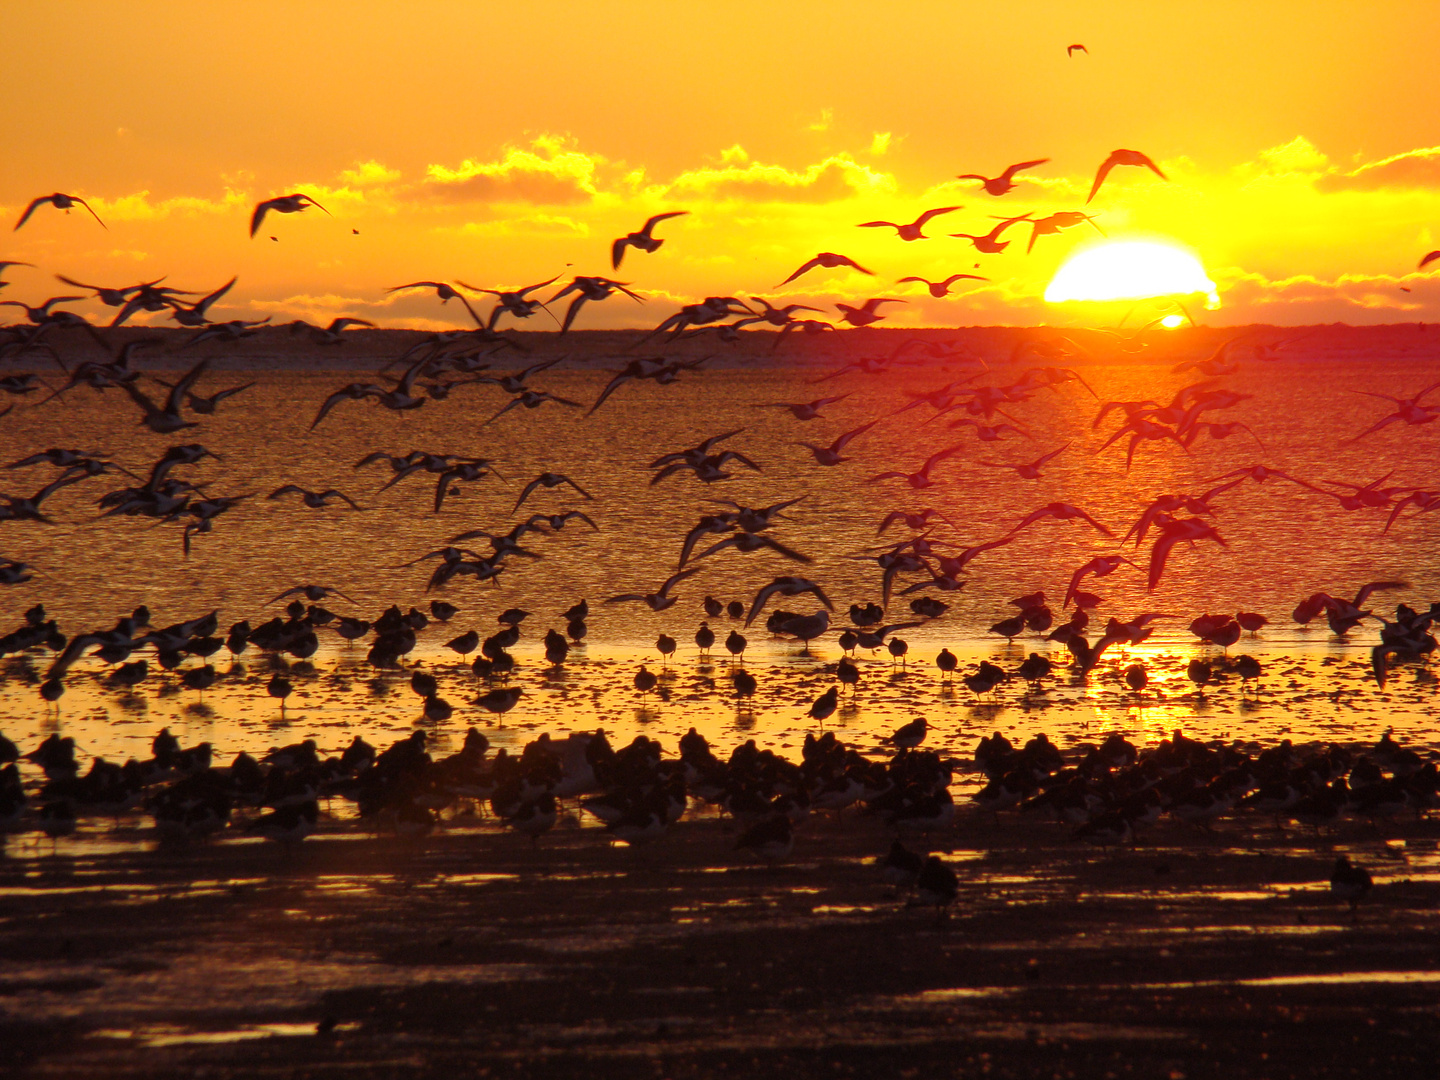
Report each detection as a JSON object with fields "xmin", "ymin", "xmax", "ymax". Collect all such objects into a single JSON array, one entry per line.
[{"xmin": 18, "ymin": 322, "xmax": 1439, "ymax": 373}]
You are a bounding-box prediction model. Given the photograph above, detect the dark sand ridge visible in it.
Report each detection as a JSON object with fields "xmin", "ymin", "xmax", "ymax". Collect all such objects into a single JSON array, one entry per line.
[{"xmin": 21, "ymin": 322, "xmax": 1440, "ymax": 373}]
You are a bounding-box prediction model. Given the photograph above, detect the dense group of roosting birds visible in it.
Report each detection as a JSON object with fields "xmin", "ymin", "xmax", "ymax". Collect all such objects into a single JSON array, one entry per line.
[{"xmin": 0, "ymin": 712, "xmax": 1422, "ymax": 914}]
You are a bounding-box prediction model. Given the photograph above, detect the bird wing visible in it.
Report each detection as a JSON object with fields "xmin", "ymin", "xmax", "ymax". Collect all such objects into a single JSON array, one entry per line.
[
  {"xmin": 658, "ymin": 566, "xmax": 701, "ymax": 596},
  {"xmin": 915, "ymin": 206, "xmax": 961, "ymax": 226},
  {"xmin": 1036, "ymin": 442, "xmax": 1071, "ymax": 466},
  {"xmin": 1002, "ymin": 159, "xmax": 1050, "ymax": 180},
  {"xmin": 1146, "ymin": 534, "xmax": 1180, "ymax": 591},
  {"xmin": 641, "ymin": 211, "xmax": 688, "ymax": 236},
  {"xmin": 268, "ymin": 485, "xmax": 303, "ymax": 499},
  {"xmin": 833, "ymin": 420, "xmax": 879, "ymax": 451},
  {"xmin": 1420, "ymin": 251, "xmax": 1440, "ymax": 270},
  {"xmin": 1354, "ymin": 580, "xmax": 1409, "ymax": 608},
  {"xmin": 249, "ymin": 200, "xmax": 274, "ymax": 238},
  {"xmin": 921, "ymin": 443, "xmax": 964, "ymax": 472},
  {"xmin": 165, "ymin": 359, "xmax": 210, "ymax": 416},
  {"xmin": 512, "ymin": 476, "xmax": 545, "ymax": 512},
  {"xmin": 1072, "ymin": 506, "xmax": 1113, "ymax": 536},
  {"xmin": 312, "ymin": 387, "xmax": 367, "ymax": 430},
  {"xmin": 776, "ymin": 257, "xmax": 823, "ymax": 287},
  {"xmin": 856, "ymin": 221, "xmax": 898, "ymax": 230},
  {"xmin": 1008, "ymin": 507, "xmax": 1052, "ymax": 534},
  {"xmin": 1086, "ymin": 155, "xmax": 1119, "ymax": 204},
  {"xmin": 301, "ymin": 195, "xmax": 332, "ymax": 216},
  {"xmin": 194, "ymin": 276, "xmax": 237, "ymax": 317},
  {"xmin": 586, "ymin": 371, "xmax": 633, "ymax": 416},
  {"xmin": 611, "ymin": 236, "xmax": 630, "ymax": 270},
  {"xmin": 561, "ymin": 476, "xmax": 594, "ymax": 499},
  {"xmin": 559, "ymin": 294, "xmax": 588, "ymax": 334},
  {"xmin": 756, "ymin": 535, "xmax": 812, "ymax": 563},
  {"xmin": 14, "ymin": 195, "xmax": 56, "ymax": 231},
  {"xmin": 691, "ymin": 536, "xmax": 738, "ymax": 563},
  {"xmin": 1138, "ymin": 153, "xmax": 1167, "ymax": 179}
]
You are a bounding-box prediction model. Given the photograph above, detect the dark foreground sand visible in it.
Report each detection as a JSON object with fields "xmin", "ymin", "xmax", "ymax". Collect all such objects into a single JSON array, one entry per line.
[{"xmin": 4, "ymin": 801, "xmax": 1439, "ymax": 1079}]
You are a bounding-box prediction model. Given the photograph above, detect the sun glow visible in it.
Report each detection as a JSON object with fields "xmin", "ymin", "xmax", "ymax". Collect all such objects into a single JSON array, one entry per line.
[{"xmin": 1045, "ymin": 240, "xmax": 1220, "ymax": 308}]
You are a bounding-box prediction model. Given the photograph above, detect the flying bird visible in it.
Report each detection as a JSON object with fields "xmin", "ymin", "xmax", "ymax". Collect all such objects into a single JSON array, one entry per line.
[
  {"xmin": 14, "ymin": 193, "xmax": 106, "ymax": 231},
  {"xmin": 456, "ymin": 275, "xmax": 561, "ymax": 330},
  {"xmin": 612, "ymin": 212, "xmax": 688, "ymax": 269},
  {"xmin": 896, "ymin": 274, "xmax": 988, "ymax": 298},
  {"xmin": 1087, "ymin": 149, "xmax": 1167, "ymax": 204},
  {"xmin": 955, "ymin": 160, "xmax": 1049, "ymax": 196},
  {"xmin": 776, "ymin": 253, "xmax": 874, "ymax": 288},
  {"xmin": 250, "ymin": 194, "xmax": 331, "ymax": 237},
  {"xmin": 1067, "ymin": 44, "xmax": 1087, "ymax": 56},
  {"xmin": 949, "ymin": 213, "xmax": 1033, "ymax": 253},
  {"xmin": 835, "ymin": 298, "xmax": 904, "ymax": 327},
  {"xmin": 856, "ymin": 206, "xmax": 960, "ymax": 241}
]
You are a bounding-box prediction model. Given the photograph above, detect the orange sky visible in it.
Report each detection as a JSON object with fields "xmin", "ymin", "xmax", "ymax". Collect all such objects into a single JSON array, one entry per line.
[{"xmin": 3, "ymin": 0, "xmax": 1440, "ymax": 331}]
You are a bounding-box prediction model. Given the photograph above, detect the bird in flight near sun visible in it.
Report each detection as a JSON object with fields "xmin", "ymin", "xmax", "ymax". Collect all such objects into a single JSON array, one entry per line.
[
  {"xmin": 1087, "ymin": 149, "xmax": 1167, "ymax": 204},
  {"xmin": 956, "ymin": 160, "xmax": 1050, "ymax": 196},
  {"xmin": 856, "ymin": 206, "xmax": 961, "ymax": 241}
]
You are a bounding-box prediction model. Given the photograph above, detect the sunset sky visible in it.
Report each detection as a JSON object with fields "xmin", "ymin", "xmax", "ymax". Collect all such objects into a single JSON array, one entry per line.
[{"xmin": 4, "ymin": 0, "xmax": 1440, "ymax": 331}]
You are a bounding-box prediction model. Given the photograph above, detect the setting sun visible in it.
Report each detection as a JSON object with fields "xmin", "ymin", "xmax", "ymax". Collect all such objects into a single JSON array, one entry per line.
[{"xmin": 1044, "ymin": 240, "xmax": 1220, "ymax": 308}]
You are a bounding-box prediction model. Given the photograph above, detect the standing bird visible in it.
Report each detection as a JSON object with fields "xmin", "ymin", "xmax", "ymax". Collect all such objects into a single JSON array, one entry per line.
[
  {"xmin": 809, "ymin": 686, "xmax": 838, "ymax": 724},
  {"xmin": 14, "ymin": 193, "xmax": 107, "ymax": 230},
  {"xmin": 856, "ymin": 206, "xmax": 960, "ymax": 241},
  {"xmin": 1330, "ymin": 856, "xmax": 1373, "ymax": 917},
  {"xmin": 250, "ymin": 194, "xmax": 331, "ymax": 237},
  {"xmin": 955, "ymin": 160, "xmax": 1050, "ymax": 196},
  {"xmin": 612, "ymin": 212, "xmax": 688, "ymax": 269},
  {"xmin": 1087, "ymin": 149, "xmax": 1167, "ymax": 203}
]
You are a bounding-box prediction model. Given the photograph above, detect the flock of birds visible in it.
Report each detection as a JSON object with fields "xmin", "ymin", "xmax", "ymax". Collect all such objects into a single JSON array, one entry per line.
[
  {"xmin": 0, "ymin": 710, "xmax": 1413, "ymax": 918},
  {"xmin": 1, "ymin": 145, "xmax": 1437, "ymax": 916}
]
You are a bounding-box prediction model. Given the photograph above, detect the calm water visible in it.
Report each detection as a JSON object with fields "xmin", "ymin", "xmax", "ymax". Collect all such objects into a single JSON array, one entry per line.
[{"xmin": 1, "ymin": 327, "xmax": 1437, "ymax": 778}]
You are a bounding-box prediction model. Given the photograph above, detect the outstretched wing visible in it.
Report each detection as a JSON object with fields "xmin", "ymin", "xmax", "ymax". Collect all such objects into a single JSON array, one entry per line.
[
  {"xmin": 776, "ymin": 257, "xmax": 822, "ymax": 287},
  {"xmin": 13, "ymin": 195, "xmax": 54, "ymax": 231},
  {"xmin": 915, "ymin": 206, "xmax": 961, "ymax": 226},
  {"xmin": 1001, "ymin": 158, "xmax": 1050, "ymax": 180},
  {"xmin": 1086, "ymin": 155, "xmax": 1119, "ymax": 204},
  {"xmin": 73, "ymin": 197, "xmax": 107, "ymax": 229},
  {"xmin": 249, "ymin": 199, "xmax": 273, "ymax": 238}
]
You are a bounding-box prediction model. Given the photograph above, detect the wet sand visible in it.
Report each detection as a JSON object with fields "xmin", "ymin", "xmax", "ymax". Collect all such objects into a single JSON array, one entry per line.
[{"xmin": 4, "ymin": 774, "xmax": 1440, "ymax": 1079}]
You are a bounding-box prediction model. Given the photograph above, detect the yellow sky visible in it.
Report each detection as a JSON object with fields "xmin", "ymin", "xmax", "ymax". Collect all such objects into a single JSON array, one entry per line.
[{"xmin": 3, "ymin": 0, "xmax": 1440, "ymax": 330}]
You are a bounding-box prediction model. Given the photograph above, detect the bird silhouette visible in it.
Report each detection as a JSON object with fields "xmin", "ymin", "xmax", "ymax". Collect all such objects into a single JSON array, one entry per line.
[
  {"xmin": 15, "ymin": 193, "xmax": 106, "ymax": 231},
  {"xmin": 955, "ymin": 160, "xmax": 1049, "ymax": 196},
  {"xmin": 856, "ymin": 206, "xmax": 961, "ymax": 240},
  {"xmin": 1087, "ymin": 149, "xmax": 1167, "ymax": 203},
  {"xmin": 250, "ymin": 194, "xmax": 331, "ymax": 237}
]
